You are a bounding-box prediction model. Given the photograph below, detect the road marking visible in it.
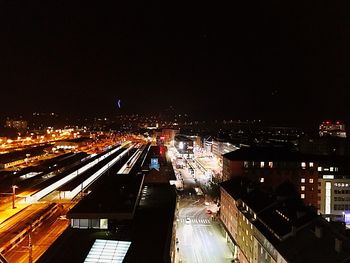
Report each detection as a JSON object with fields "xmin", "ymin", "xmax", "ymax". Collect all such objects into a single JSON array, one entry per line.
[{"xmin": 179, "ymin": 218, "xmax": 211, "ymax": 224}]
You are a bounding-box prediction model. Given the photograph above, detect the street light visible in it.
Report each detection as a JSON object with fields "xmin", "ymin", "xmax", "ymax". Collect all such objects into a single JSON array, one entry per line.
[{"xmin": 12, "ymin": 185, "xmax": 18, "ymax": 209}]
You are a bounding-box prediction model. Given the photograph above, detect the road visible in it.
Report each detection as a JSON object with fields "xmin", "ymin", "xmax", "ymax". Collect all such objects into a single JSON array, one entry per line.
[
  {"xmin": 171, "ymin": 150, "xmax": 233, "ymax": 263},
  {"xmin": 175, "ymin": 197, "xmax": 234, "ymax": 263}
]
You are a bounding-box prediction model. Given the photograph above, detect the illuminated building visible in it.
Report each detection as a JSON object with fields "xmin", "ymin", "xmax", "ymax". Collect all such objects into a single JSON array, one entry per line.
[
  {"xmin": 174, "ymin": 135, "xmax": 194, "ymax": 157},
  {"xmin": 160, "ymin": 128, "xmax": 179, "ymax": 145},
  {"xmin": 222, "ymin": 147, "xmax": 320, "ymax": 208},
  {"xmin": 319, "ymin": 175, "xmax": 350, "ymax": 221},
  {"xmin": 5, "ymin": 119, "xmax": 27, "ymax": 130},
  {"xmin": 220, "ymin": 178, "xmax": 350, "ymax": 263},
  {"xmin": 319, "ymin": 121, "xmax": 346, "ymax": 138}
]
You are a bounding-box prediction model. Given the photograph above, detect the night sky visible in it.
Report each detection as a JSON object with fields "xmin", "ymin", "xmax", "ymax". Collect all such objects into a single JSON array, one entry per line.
[{"xmin": 0, "ymin": 1, "xmax": 349, "ymax": 124}]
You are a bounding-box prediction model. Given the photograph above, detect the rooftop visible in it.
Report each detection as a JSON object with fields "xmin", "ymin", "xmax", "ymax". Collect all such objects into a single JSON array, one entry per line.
[
  {"xmin": 68, "ymin": 174, "xmax": 144, "ymax": 220},
  {"xmin": 0, "ymin": 144, "xmax": 49, "ymax": 164},
  {"xmin": 220, "ymin": 176, "xmax": 252, "ymax": 200}
]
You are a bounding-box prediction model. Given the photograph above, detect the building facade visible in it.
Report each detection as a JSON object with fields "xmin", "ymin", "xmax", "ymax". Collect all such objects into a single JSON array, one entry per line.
[{"xmin": 220, "ymin": 178, "xmax": 350, "ymax": 263}]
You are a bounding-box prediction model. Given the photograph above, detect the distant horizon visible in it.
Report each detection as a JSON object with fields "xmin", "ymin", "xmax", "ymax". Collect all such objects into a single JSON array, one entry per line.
[{"xmin": 0, "ymin": 110, "xmax": 346, "ymax": 131}]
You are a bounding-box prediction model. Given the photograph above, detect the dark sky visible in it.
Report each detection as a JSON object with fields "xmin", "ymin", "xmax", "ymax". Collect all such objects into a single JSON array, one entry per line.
[{"xmin": 0, "ymin": 1, "xmax": 349, "ymax": 125}]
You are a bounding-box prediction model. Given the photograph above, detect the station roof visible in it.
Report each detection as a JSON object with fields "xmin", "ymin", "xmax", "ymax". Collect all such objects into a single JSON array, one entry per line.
[
  {"xmin": 58, "ymin": 147, "xmax": 130, "ymax": 191},
  {"xmin": 0, "ymin": 145, "xmax": 49, "ymax": 164},
  {"xmin": 67, "ymin": 174, "xmax": 144, "ymax": 220},
  {"xmin": 38, "ymin": 183, "xmax": 176, "ymax": 263}
]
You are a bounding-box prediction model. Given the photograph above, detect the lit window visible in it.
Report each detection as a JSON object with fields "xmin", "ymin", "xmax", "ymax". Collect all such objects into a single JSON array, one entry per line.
[
  {"xmin": 100, "ymin": 219, "xmax": 108, "ymax": 229},
  {"xmin": 268, "ymin": 161, "xmax": 273, "ymax": 168},
  {"xmin": 330, "ymin": 167, "xmax": 334, "ymax": 172},
  {"xmin": 260, "ymin": 162, "xmax": 265, "ymax": 168},
  {"xmin": 301, "ymin": 178, "xmax": 305, "ymax": 183},
  {"xmin": 301, "ymin": 186, "xmax": 305, "ymax": 191},
  {"xmin": 309, "ymin": 162, "xmax": 314, "ymax": 167},
  {"xmin": 301, "ymin": 162, "xmax": 306, "ymax": 168},
  {"xmin": 260, "ymin": 178, "xmax": 265, "ymax": 183},
  {"xmin": 318, "ymin": 167, "xmax": 322, "ymax": 171},
  {"xmin": 301, "ymin": 194, "xmax": 305, "ymax": 199},
  {"xmin": 309, "ymin": 178, "xmax": 314, "ymax": 183},
  {"xmin": 325, "ymin": 182, "xmax": 332, "ymax": 214}
]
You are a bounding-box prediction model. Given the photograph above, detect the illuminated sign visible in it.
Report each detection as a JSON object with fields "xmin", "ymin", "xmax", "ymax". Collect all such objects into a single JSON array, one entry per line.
[
  {"xmin": 345, "ymin": 212, "xmax": 350, "ymax": 224},
  {"xmin": 150, "ymin": 158, "xmax": 160, "ymax": 171},
  {"xmin": 323, "ymin": 175, "xmax": 334, "ymax": 179}
]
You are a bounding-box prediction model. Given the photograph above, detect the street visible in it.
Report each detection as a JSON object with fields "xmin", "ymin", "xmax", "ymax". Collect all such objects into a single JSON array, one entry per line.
[
  {"xmin": 175, "ymin": 197, "xmax": 233, "ymax": 263},
  {"xmin": 170, "ymin": 144, "xmax": 234, "ymax": 263}
]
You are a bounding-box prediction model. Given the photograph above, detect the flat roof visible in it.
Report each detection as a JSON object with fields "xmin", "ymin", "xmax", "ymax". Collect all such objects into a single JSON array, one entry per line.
[
  {"xmin": 124, "ymin": 183, "xmax": 177, "ymax": 263},
  {"xmin": 142, "ymin": 146, "xmax": 176, "ymax": 183},
  {"xmin": 38, "ymin": 184, "xmax": 176, "ymax": 263},
  {"xmin": 67, "ymin": 174, "xmax": 144, "ymax": 220},
  {"xmin": 20, "ymin": 151, "xmax": 102, "ymax": 195},
  {"xmin": 220, "ymin": 176, "xmax": 253, "ymax": 200},
  {"xmin": 58, "ymin": 148, "xmax": 134, "ymax": 191},
  {"xmin": 0, "ymin": 145, "xmax": 49, "ymax": 164}
]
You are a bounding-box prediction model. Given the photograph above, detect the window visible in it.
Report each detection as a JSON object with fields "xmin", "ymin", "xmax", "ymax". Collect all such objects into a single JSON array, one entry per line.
[
  {"xmin": 301, "ymin": 178, "xmax": 305, "ymax": 183},
  {"xmin": 91, "ymin": 219, "xmax": 99, "ymax": 229},
  {"xmin": 260, "ymin": 178, "xmax": 265, "ymax": 183},
  {"xmin": 330, "ymin": 167, "xmax": 334, "ymax": 172},
  {"xmin": 325, "ymin": 182, "xmax": 332, "ymax": 214},
  {"xmin": 318, "ymin": 167, "xmax": 322, "ymax": 171},
  {"xmin": 301, "ymin": 186, "xmax": 305, "ymax": 191},
  {"xmin": 260, "ymin": 161, "xmax": 265, "ymax": 168},
  {"xmin": 99, "ymin": 219, "xmax": 108, "ymax": 229},
  {"xmin": 309, "ymin": 162, "xmax": 314, "ymax": 167},
  {"xmin": 309, "ymin": 178, "xmax": 314, "ymax": 183},
  {"xmin": 301, "ymin": 162, "xmax": 306, "ymax": 168},
  {"xmin": 301, "ymin": 194, "xmax": 305, "ymax": 199},
  {"xmin": 268, "ymin": 161, "xmax": 273, "ymax": 168}
]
